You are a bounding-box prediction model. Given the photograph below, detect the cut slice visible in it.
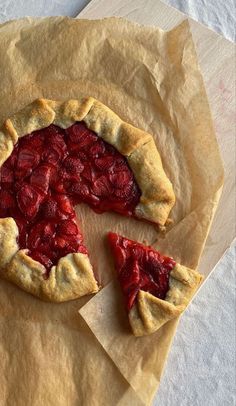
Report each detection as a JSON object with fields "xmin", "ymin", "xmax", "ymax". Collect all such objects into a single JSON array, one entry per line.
[{"xmin": 108, "ymin": 232, "xmax": 203, "ymax": 336}]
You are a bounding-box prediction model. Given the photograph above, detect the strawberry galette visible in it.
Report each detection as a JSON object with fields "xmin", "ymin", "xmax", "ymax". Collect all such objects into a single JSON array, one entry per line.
[
  {"xmin": 108, "ymin": 233, "xmax": 203, "ymax": 336},
  {"xmin": 0, "ymin": 97, "xmax": 175, "ymax": 302}
]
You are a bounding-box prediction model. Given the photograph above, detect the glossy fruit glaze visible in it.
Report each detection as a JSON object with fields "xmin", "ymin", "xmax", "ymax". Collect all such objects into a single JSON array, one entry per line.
[
  {"xmin": 108, "ymin": 232, "xmax": 176, "ymax": 310},
  {"xmin": 0, "ymin": 122, "xmax": 141, "ymax": 274}
]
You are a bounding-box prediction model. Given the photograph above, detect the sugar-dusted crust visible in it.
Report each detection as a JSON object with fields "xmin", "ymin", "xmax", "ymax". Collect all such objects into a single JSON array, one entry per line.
[
  {"xmin": 129, "ymin": 263, "xmax": 203, "ymax": 336},
  {"xmin": 0, "ymin": 97, "xmax": 175, "ymax": 301}
]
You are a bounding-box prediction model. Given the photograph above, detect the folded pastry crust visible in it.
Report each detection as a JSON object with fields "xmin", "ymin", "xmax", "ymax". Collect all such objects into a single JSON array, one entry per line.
[
  {"xmin": 0, "ymin": 97, "xmax": 175, "ymax": 301},
  {"xmin": 0, "ymin": 218, "xmax": 98, "ymax": 301},
  {"xmin": 129, "ymin": 263, "xmax": 203, "ymax": 336}
]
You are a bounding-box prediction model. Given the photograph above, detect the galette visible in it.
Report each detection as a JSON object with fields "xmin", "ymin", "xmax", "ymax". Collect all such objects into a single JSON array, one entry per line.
[{"xmin": 0, "ymin": 97, "xmax": 175, "ymax": 302}]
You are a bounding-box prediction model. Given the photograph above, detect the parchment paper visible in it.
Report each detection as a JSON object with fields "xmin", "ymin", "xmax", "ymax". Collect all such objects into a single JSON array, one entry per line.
[{"xmin": 0, "ymin": 17, "xmax": 224, "ymax": 406}]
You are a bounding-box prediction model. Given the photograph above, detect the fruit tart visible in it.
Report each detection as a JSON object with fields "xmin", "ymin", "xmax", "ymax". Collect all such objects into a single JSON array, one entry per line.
[
  {"xmin": 108, "ymin": 233, "xmax": 203, "ymax": 336},
  {"xmin": 0, "ymin": 97, "xmax": 175, "ymax": 302}
]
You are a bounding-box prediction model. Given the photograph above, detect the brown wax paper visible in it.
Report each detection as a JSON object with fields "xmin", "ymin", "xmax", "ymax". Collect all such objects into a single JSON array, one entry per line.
[{"xmin": 0, "ymin": 17, "xmax": 224, "ymax": 406}]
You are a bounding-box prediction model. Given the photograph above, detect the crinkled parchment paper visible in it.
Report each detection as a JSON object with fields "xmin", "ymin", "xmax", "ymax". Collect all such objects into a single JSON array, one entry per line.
[{"xmin": 0, "ymin": 17, "xmax": 224, "ymax": 405}]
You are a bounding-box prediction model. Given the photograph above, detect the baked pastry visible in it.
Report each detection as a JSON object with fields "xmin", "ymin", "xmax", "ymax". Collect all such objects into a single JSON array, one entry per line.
[
  {"xmin": 0, "ymin": 97, "xmax": 175, "ymax": 302},
  {"xmin": 108, "ymin": 232, "xmax": 203, "ymax": 336}
]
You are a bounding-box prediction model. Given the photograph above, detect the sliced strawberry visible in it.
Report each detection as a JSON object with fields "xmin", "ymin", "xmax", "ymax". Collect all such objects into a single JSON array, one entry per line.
[
  {"xmin": 49, "ymin": 166, "xmax": 67, "ymax": 193},
  {"xmin": 131, "ymin": 245, "xmax": 144, "ymax": 262},
  {"xmin": 57, "ymin": 220, "xmax": 78, "ymax": 236},
  {"xmin": 162, "ymin": 256, "xmax": 176, "ymax": 270},
  {"xmin": 112, "ymin": 244, "xmax": 126, "ymax": 269},
  {"xmin": 66, "ymin": 122, "xmax": 97, "ymax": 145},
  {"xmin": 66, "ymin": 235, "xmax": 81, "ymax": 251},
  {"xmin": 69, "ymin": 181, "xmax": 90, "ymax": 197},
  {"xmin": 14, "ymin": 217, "xmax": 28, "ymax": 247},
  {"xmin": 78, "ymin": 245, "xmax": 88, "ymax": 255},
  {"xmin": 84, "ymin": 192, "xmax": 100, "ymax": 207},
  {"xmin": 114, "ymin": 183, "xmax": 134, "ymax": 199},
  {"xmin": 112, "ymin": 156, "xmax": 128, "ymax": 170},
  {"xmin": 14, "ymin": 216, "xmax": 28, "ymax": 234},
  {"xmin": 92, "ymin": 176, "xmax": 113, "ymax": 197},
  {"xmin": 17, "ymin": 148, "xmax": 40, "ymax": 171},
  {"xmin": 53, "ymin": 234, "xmax": 80, "ymax": 254},
  {"xmin": 30, "ymin": 164, "xmax": 52, "ymax": 193},
  {"xmin": 139, "ymin": 273, "xmax": 160, "ymax": 295},
  {"xmin": 77, "ymin": 151, "xmax": 87, "ymax": 161},
  {"xmin": 14, "ymin": 179, "xmax": 25, "ymax": 192},
  {"xmin": 89, "ymin": 142, "xmax": 105, "ymax": 157},
  {"xmin": 109, "ymin": 171, "xmax": 132, "ymax": 188},
  {"xmin": 17, "ymin": 184, "xmax": 45, "ymax": 219},
  {"xmin": 42, "ymin": 131, "xmax": 67, "ymax": 163},
  {"xmin": 41, "ymin": 198, "xmax": 58, "ymax": 218},
  {"xmin": 120, "ymin": 260, "xmax": 140, "ymax": 291},
  {"xmin": 55, "ymin": 194, "xmax": 74, "ymax": 216},
  {"xmin": 63, "ymin": 156, "xmax": 84, "ymax": 175},
  {"xmin": 30, "ymin": 251, "xmax": 53, "ymax": 270},
  {"xmin": 43, "ymin": 124, "xmax": 65, "ymax": 143},
  {"xmin": 158, "ymin": 272, "xmax": 169, "ymax": 295},
  {"xmin": 0, "ymin": 166, "xmax": 14, "ymax": 184},
  {"xmin": 51, "ymin": 179, "xmax": 66, "ymax": 193},
  {"xmin": 108, "ymin": 231, "xmax": 120, "ymax": 246},
  {"xmin": 79, "ymin": 134, "xmax": 97, "ymax": 150},
  {"xmin": 81, "ymin": 164, "xmax": 96, "ymax": 183},
  {"xmin": 14, "ymin": 167, "xmax": 33, "ymax": 180},
  {"xmin": 48, "ymin": 163, "xmax": 58, "ymax": 182},
  {"xmin": 42, "ymin": 144, "xmax": 66, "ymax": 165},
  {"xmin": 21, "ymin": 132, "xmax": 44, "ymax": 152},
  {"xmin": 42, "ymin": 124, "xmax": 64, "ymax": 138},
  {"xmin": 0, "ymin": 190, "xmax": 15, "ymax": 210},
  {"xmin": 46, "ymin": 131, "xmax": 67, "ymax": 148},
  {"xmin": 126, "ymin": 287, "xmax": 140, "ymax": 310},
  {"xmin": 6, "ymin": 147, "xmax": 18, "ymax": 168},
  {"xmin": 28, "ymin": 221, "xmax": 55, "ymax": 251},
  {"xmin": 54, "ymin": 236, "xmax": 68, "ymax": 250},
  {"xmin": 94, "ymin": 156, "xmax": 114, "ymax": 170}
]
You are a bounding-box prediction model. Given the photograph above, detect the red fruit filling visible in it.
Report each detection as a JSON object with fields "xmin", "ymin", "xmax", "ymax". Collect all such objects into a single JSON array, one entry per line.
[
  {"xmin": 0, "ymin": 122, "xmax": 141, "ymax": 275},
  {"xmin": 108, "ymin": 233, "xmax": 176, "ymax": 310}
]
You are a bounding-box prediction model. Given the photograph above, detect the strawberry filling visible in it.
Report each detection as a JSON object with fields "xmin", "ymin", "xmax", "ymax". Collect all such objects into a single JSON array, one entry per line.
[
  {"xmin": 108, "ymin": 233, "xmax": 176, "ymax": 310},
  {"xmin": 0, "ymin": 123, "xmax": 141, "ymax": 275}
]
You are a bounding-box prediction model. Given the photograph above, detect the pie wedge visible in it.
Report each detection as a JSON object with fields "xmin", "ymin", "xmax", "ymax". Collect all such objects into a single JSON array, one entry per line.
[
  {"xmin": 108, "ymin": 232, "xmax": 203, "ymax": 336},
  {"xmin": 0, "ymin": 97, "xmax": 175, "ymax": 302}
]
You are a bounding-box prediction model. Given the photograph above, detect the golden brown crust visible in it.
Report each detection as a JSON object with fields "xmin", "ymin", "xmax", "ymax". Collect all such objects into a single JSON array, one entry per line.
[
  {"xmin": 129, "ymin": 263, "xmax": 203, "ymax": 336},
  {"xmin": 0, "ymin": 218, "xmax": 19, "ymax": 269},
  {"xmin": 0, "ymin": 97, "xmax": 175, "ymax": 301},
  {"xmin": 128, "ymin": 139, "xmax": 175, "ymax": 225},
  {"xmin": 0, "ymin": 131, "xmax": 14, "ymax": 166},
  {"xmin": 3, "ymin": 250, "xmax": 99, "ymax": 302}
]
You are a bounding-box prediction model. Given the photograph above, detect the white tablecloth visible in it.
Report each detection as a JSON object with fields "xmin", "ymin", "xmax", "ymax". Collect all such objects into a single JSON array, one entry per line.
[{"xmin": 0, "ymin": 1, "xmax": 235, "ymax": 405}]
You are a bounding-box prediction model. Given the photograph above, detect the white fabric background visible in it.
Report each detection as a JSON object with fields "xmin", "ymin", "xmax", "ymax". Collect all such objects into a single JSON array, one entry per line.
[
  {"xmin": 0, "ymin": 1, "xmax": 235, "ymax": 405},
  {"xmin": 165, "ymin": 0, "xmax": 235, "ymax": 41}
]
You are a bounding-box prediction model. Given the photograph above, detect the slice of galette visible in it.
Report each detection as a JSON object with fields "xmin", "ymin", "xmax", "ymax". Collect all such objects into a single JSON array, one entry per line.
[
  {"xmin": 0, "ymin": 97, "xmax": 175, "ymax": 302},
  {"xmin": 108, "ymin": 232, "xmax": 203, "ymax": 336}
]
